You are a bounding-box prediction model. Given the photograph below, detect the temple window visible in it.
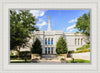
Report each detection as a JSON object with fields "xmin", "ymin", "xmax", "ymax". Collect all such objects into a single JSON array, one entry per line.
[
  {"xmin": 48, "ymin": 38, "xmax": 50, "ymax": 45},
  {"xmin": 51, "ymin": 38, "xmax": 53, "ymax": 45},
  {"xmin": 45, "ymin": 38, "xmax": 47, "ymax": 45}
]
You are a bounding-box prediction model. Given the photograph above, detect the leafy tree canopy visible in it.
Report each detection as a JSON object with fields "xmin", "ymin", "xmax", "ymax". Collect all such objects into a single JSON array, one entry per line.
[
  {"xmin": 56, "ymin": 36, "xmax": 68, "ymax": 54},
  {"xmin": 75, "ymin": 12, "xmax": 90, "ymax": 36},
  {"xmin": 10, "ymin": 10, "xmax": 38, "ymax": 50}
]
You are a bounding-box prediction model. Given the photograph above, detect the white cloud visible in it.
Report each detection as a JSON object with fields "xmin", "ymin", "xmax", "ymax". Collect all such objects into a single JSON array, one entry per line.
[
  {"xmin": 37, "ymin": 21, "xmax": 47, "ymax": 28},
  {"xmin": 69, "ymin": 29, "xmax": 75, "ymax": 32},
  {"xmin": 40, "ymin": 11, "xmax": 45, "ymax": 16},
  {"xmin": 68, "ymin": 18, "xmax": 77, "ymax": 23},
  {"xmin": 30, "ymin": 10, "xmax": 45, "ymax": 18},
  {"xmin": 30, "ymin": 10, "xmax": 47, "ymax": 28},
  {"xmin": 39, "ymin": 18, "xmax": 43, "ymax": 22},
  {"xmin": 66, "ymin": 24, "xmax": 76, "ymax": 31}
]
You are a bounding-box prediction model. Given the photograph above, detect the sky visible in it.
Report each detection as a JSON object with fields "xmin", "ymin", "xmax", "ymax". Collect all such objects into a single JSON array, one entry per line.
[{"xmin": 30, "ymin": 10, "xmax": 90, "ymax": 33}]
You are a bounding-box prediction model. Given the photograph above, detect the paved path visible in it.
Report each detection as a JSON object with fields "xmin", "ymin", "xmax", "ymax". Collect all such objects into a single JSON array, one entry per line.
[{"xmin": 72, "ymin": 52, "xmax": 90, "ymax": 60}]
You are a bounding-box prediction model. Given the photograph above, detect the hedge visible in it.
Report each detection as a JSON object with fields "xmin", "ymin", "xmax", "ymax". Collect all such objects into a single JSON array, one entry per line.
[
  {"xmin": 75, "ymin": 49, "xmax": 90, "ymax": 53},
  {"xmin": 76, "ymin": 44, "xmax": 90, "ymax": 50}
]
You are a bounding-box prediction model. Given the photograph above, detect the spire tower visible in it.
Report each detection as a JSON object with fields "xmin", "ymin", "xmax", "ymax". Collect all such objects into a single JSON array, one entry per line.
[{"xmin": 47, "ymin": 15, "xmax": 51, "ymax": 31}]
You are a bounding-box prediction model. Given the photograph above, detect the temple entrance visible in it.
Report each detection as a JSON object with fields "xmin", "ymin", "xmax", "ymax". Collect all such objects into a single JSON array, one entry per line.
[{"xmin": 45, "ymin": 47, "xmax": 54, "ymax": 55}]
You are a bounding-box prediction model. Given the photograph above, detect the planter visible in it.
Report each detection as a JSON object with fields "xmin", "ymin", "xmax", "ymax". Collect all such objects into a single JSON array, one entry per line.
[
  {"xmin": 61, "ymin": 60, "xmax": 67, "ymax": 63},
  {"xmin": 57, "ymin": 54, "xmax": 67, "ymax": 60},
  {"xmin": 31, "ymin": 54, "xmax": 40, "ymax": 60},
  {"xmin": 31, "ymin": 58, "xmax": 40, "ymax": 63}
]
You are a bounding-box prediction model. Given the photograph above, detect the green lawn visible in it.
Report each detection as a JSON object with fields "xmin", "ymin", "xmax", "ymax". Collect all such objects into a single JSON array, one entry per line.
[
  {"xmin": 10, "ymin": 58, "xmax": 31, "ymax": 60},
  {"xmin": 10, "ymin": 59, "xmax": 90, "ymax": 63},
  {"xmin": 68, "ymin": 59, "xmax": 90, "ymax": 63},
  {"xmin": 10, "ymin": 61, "xmax": 31, "ymax": 63}
]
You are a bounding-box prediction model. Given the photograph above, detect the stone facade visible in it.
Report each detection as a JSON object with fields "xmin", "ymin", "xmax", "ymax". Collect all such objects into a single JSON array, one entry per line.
[{"xmin": 20, "ymin": 17, "xmax": 87, "ymax": 55}]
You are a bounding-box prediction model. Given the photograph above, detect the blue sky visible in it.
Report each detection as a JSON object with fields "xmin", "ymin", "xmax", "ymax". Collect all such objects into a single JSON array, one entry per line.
[{"xmin": 30, "ymin": 10, "xmax": 90, "ymax": 33}]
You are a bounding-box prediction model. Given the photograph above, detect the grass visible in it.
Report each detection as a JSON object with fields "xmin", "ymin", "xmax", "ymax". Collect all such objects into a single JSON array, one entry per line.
[
  {"xmin": 10, "ymin": 59, "xmax": 90, "ymax": 63},
  {"xmin": 68, "ymin": 59, "xmax": 90, "ymax": 63},
  {"xmin": 10, "ymin": 58, "xmax": 31, "ymax": 60},
  {"xmin": 10, "ymin": 61, "xmax": 31, "ymax": 63},
  {"xmin": 76, "ymin": 44, "xmax": 90, "ymax": 50}
]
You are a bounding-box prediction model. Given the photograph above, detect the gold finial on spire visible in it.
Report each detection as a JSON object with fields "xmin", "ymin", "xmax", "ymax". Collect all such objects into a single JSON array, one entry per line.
[{"xmin": 48, "ymin": 15, "xmax": 50, "ymax": 19}]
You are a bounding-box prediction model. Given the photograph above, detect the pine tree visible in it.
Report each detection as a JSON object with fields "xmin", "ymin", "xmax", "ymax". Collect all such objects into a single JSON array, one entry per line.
[
  {"xmin": 31, "ymin": 38, "xmax": 42, "ymax": 54},
  {"xmin": 56, "ymin": 36, "xmax": 68, "ymax": 54}
]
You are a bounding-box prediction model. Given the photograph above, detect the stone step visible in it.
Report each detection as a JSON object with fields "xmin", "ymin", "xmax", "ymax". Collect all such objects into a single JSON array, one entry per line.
[{"xmin": 42, "ymin": 55, "xmax": 56, "ymax": 58}]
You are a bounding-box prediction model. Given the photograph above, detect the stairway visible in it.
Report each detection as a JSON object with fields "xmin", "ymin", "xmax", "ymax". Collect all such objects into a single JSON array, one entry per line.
[{"xmin": 42, "ymin": 55, "xmax": 56, "ymax": 59}]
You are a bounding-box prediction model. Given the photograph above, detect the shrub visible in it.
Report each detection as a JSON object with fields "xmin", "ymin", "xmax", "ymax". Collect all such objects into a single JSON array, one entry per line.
[
  {"xmin": 60, "ymin": 58, "xmax": 66, "ymax": 60},
  {"xmin": 10, "ymin": 53, "xmax": 14, "ymax": 56},
  {"xmin": 56, "ymin": 36, "xmax": 68, "ymax": 54},
  {"xmin": 10, "ymin": 51, "xmax": 31, "ymax": 60},
  {"xmin": 75, "ymin": 49, "xmax": 90, "ymax": 53},
  {"xmin": 10, "ymin": 56, "xmax": 31, "ymax": 60},
  {"xmin": 20, "ymin": 51, "xmax": 30, "ymax": 56},
  {"xmin": 76, "ymin": 44, "xmax": 90, "ymax": 50},
  {"xmin": 31, "ymin": 38, "xmax": 42, "ymax": 54}
]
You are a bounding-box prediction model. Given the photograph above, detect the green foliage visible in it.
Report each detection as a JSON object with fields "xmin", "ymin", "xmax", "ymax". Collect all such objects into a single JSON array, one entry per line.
[
  {"xmin": 56, "ymin": 36, "xmax": 68, "ymax": 54},
  {"xmin": 20, "ymin": 51, "xmax": 30, "ymax": 56},
  {"xmin": 76, "ymin": 44, "xmax": 90, "ymax": 50},
  {"xmin": 10, "ymin": 53, "xmax": 14, "ymax": 56},
  {"xmin": 75, "ymin": 49, "xmax": 90, "ymax": 53},
  {"xmin": 10, "ymin": 10, "xmax": 38, "ymax": 50},
  {"xmin": 31, "ymin": 38, "xmax": 42, "ymax": 54},
  {"xmin": 10, "ymin": 61, "xmax": 31, "ymax": 63},
  {"xmin": 10, "ymin": 58, "xmax": 31, "ymax": 60},
  {"xmin": 60, "ymin": 58, "xmax": 66, "ymax": 60},
  {"xmin": 75, "ymin": 12, "xmax": 90, "ymax": 36},
  {"xmin": 68, "ymin": 59, "xmax": 90, "ymax": 63}
]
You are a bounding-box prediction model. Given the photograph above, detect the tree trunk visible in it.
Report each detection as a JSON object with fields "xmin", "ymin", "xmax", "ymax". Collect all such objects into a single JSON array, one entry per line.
[{"xmin": 17, "ymin": 47, "xmax": 20, "ymax": 59}]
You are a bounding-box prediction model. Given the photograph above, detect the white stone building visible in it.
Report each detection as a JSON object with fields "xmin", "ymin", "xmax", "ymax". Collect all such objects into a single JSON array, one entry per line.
[{"xmin": 20, "ymin": 16, "xmax": 87, "ymax": 55}]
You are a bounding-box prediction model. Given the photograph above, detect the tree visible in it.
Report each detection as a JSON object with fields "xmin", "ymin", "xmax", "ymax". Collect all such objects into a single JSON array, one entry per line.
[
  {"xmin": 75, "ymin": 12, "xmax": 90, "ymax": 36},
  {"xmin": 10, "ymin": 10, "xmax": 38, "ymax": 58},
  {"xmin": 31, "ymin": 38, "xmax": 42, "ymax": 54},
  {"xmin": 56, "ymin": 36, "xmax": 68, "ymax": 54}
]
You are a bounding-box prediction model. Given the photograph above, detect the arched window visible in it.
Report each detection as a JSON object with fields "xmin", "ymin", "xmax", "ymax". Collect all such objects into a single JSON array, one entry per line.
[
  {"xmin": 51, "ymin": 38, "xmax": 53, "ymax": 45},
  {"xmin": 48, "ymin": 38, "xmax": 50, "ymax": 45},
  {"xmin": 45, "ymin": 38, "xmax": 47, "ymax": 45}
]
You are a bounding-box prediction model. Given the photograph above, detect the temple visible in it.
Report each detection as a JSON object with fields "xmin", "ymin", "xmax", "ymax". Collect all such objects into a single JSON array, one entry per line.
[{"xmin": 20, "ymin": 15, "xmax": 87, "ymax": 55}]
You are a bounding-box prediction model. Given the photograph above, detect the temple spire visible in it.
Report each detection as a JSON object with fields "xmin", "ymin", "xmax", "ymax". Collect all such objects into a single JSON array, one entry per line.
[{"xmin": 47, "ymin": 15, "xmax": 51, "ymax": 31}]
